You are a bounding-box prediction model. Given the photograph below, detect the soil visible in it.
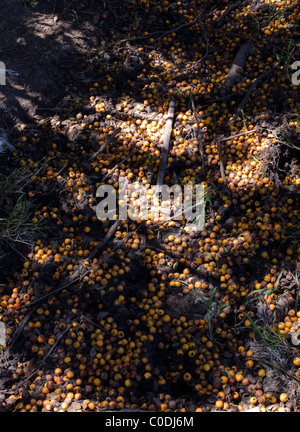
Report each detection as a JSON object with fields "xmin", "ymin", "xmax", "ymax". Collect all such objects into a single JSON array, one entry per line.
[
  {"xmin": 0, "ymin": 0, "xmax": 102, "ymax": 128},
  {"xmin": 0, "ymin": 0, "xmax": 299, "ymax": 414}
]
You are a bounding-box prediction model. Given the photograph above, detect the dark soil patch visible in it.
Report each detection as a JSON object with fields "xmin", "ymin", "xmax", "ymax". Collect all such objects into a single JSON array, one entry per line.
[{"xmin": 0, "ymin": 0, "xmax": 104, "ymax": 129}]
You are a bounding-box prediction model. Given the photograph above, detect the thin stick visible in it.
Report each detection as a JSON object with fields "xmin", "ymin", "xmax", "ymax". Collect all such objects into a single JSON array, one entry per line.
[
  {"xmin": 216, "ymin": 140, "xmax": 226, "ymax": 183},
  {"xmin": 44, "ymin": 324, "xmax": 72, "ymax": 361},
  {"xmin": 89, "ymin": 127, "xmax": 121, "ymax": 161},
  {"xmin": 119, "ymin": 31, "xmax": 162, "ymax": 43},
  {"xmin": 156, "ymin": 100, "xmax": 175, "ymax": 193},
  {"xmin": 219, "ymin": 128, "xmax": 258, "ymax": 141},
  {"xmin": 7, "ymin": 309, "xmax": 35, "ymax": 349},
  {"xmin": 7, "ymin": 221, "xmax": 120, "ymax": 348},
  {"xmin": 11, "ymin": 271, "xmax": 89, "ymax": 316},
  {"xmin": 186, "ymin": 7, "xmax": 209, "ymax": 70},
  {"xmin": 81, "ymin": 316, "xmax": 105, "ymax": 330},
  {"xmin": 102, "ymin": 152, "xmax": 133, "ymax": 182},
  {"xmin": 230, "ymin": 63, "xmax": 278, "ymax": 124},
  {"xmin": 217, "ymin": 1, "xmax": 243, "ymax": 28},
  {"xmin": 8, "ymin": 220, "xmax": 120, "ymax": 329},
  {"xmin": 119, "ymin": 14, "xmax": 201, "ymax": 44},
  {"xmin": 121, "ymin": 12, "xmax": 201, "ymax": 45},
  {"xmin": 88, "ymin": 219, "xmax": 121, "ymax": 260},
  {"xmin": 153, "ymin": 14, "xmax": 200, "ymax": 43},
  {"xmin": 13, "ymin": 324, "xmax": 72, "ymax": 390},
  {"xmin": 252, "ymin": 357, "xmax": 300, "ymax": 383},
  {"xmin": 190, "ymin": 90, "xmax": 205, "ymax": 175}
]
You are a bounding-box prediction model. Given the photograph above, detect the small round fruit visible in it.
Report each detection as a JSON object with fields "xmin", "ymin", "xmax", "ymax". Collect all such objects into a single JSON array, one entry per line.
[{"xmin": 279, "ymin": 393, "xmax": 288, "ymax": 403}]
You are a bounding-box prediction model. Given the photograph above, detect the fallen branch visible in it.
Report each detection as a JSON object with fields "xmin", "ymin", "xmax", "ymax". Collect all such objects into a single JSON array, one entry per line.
[
  {"xmin": 190, "ymin": 90, "xmax": 205, "ymax": 175},
  {"xmin": 221, "ymin": 42, "xmax": 254, "ymax": 98},
  {"xmin": 44, "ymin": 324, "xmax": 72, "ymax": 361},
  {"xmin": 88, "ymin": 219, "xmax": 121, "ymax": 260},
  {"xmin": 7, "ymin": 309, "xmax": 35, "ymax": 350},
  {"xmin": 186, "ymin": 6, "xmax": 209, "ymax": 70},
  {"xmin": 8, "ymin": 222, "xmax": 121, "ymax": 341},
  {"xmin": 217, "ymin": 1, "xmax": 244, "ymax": 28},
  {"xmin": 252, "ymin": 357, "xmax": 300, "ymax": 384},
  {"xmin": 4, "ymin": 263, "xmax": 89, "ymax": 348},
  {"xmin": 102, "ymin": 152, "xmax": 133, "ymax": 182},
  {"xmin": 120, "ymin": 13, "xmax": 201, "ymax": 44},
  {"xmin": 7, "ymin": 220, "xmax": 122, "ymax": 350},
  {"xmin": 216, "ymin": 140, "xmax": 226, "ymax": 183},
  {"xmin": 156, "ymin": 99, "xmax": 175, "ymax": 194},
  {"xmin": 219, "ymin": 127, "xmax": 258, "ymax": 141},
  {"xmin": 89, "ymin": 127, "xmax": 121, "ymax": 161},
  {"xmin": 7, "ymin": 286, "xmax": 79, "ymax": 350},
  {"xmin": 8, "ymin": 219, "xmax": 121, "ymax": 320},
  {"xmin": 229, "ymin": 63, "xmax": 278, "ymax": 124},
  {"xmin": 14, "ymin": 324, "xmax": 72, "ymax": 390},
  {"xmin": 153, "ymin": 14, "xmax": 200, "ymax": 43}
]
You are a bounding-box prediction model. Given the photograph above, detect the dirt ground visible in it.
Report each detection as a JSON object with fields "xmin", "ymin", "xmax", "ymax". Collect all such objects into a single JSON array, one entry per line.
[{"xmin": 0, "ymin": 0, "xmax": 103, "ymax": 128}]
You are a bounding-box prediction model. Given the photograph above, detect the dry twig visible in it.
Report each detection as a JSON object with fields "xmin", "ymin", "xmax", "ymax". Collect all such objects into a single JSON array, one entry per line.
[
  {"xmin": 186, "ymin": 7, "xmax": 209, "ymax": 69},
  {"xmin": 156, "ymin": 100, "xmax": 175, "ymax": 193},
  {"xmin": 190, "ymin": 90, "xmax": 205, "ymax": 175},
  {"xmin": 252, "ymin": 357, "xmax": 300, "ymax": 384},
  {"xmin": 153, "ymin": 14, "xmax": 200, "ymax": 43},
  {"xmin": 88, "ymin": 219, "xmax": 121, "ymax": 260},
  {"xmin": 221, "ymin": 42, "xmax": 254, "ymax": 97},
  {"xmin": 230, "ymin": 63, "xmax": 278, "ymax": 124},
  {"xmin": 216, "ymin": 140, "xmax": 226, "ymax": 183},
  {"xmin": 102, "ymin": 152, "xmax": 133, "ymax": 182},
  {"xmin": 219, "ymin": 128, "xmax": 258, "ymax": 141},
  {"xmin": 89, "ymin": 127, "xmax": 121, "ymax": 161},
  {"xmin": 217, "ymin": 1, "xmax": 245, "ymax": 28},
  {"xmin": 14, "ymin": 324, "xmax": 72, "ymax": 390}
]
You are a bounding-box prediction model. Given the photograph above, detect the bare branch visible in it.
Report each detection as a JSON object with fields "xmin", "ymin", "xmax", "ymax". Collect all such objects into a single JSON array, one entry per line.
[
  {"xmin": 156, "ymin": 99, "xmax": 176, "ymax": 193},
  {"xmin": 230, "ymin": 63, "xmax": 278, "ymax": 124},
  {"xmin": 216, "ymin": 140, "xmax": 226, "ymax": 183},
  {"xmin": 88, "ymin": 219, "xmax": 121, "ymax": 260},
  {"xmin": 190, "ymin": 90, "xmax": 205, "ymax": 175},
  {"xmin": 89, "ymin": 127, "xmax": 121, "ymax": 161}
]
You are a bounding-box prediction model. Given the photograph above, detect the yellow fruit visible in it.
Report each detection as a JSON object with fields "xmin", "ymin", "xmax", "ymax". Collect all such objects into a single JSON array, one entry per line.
[
  {"xmin": 279, "ymin": 393, "xmax": 288, "ymax": 403},
  {"xmin": 293, "ymin": 357, "xmax": 300, "ymax": 367}
]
